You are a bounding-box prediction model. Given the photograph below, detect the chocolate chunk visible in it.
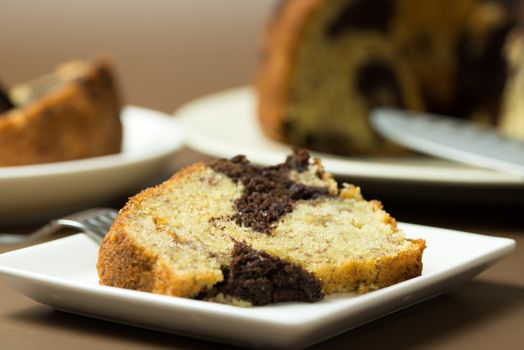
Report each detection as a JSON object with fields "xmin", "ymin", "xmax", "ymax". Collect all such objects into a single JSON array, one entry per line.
[
  {"xmin": 327, "ymin": 0, "xmax": 395, "ymax": 38},
  {"xmin": 210, "ymin": 154, "xmax": 257, "ymax": 183},
  {"xmin": 0, "ymin": 82, "xmax": 14, "ymax": 114},
  {"xmin": 218, "ymin": 242, "xmax": 324, "ymax": 305},
  {"xmin": 284, "ymin": 147, "xmax": 310, "ymax": 171},
  {"xmin": 355, "ymin": 61, "xmax": 405, "ymax": 108},
  {"xmin": 451, "ymin": 12, "xmax": 514, "ymax": 122},
  {"xmin": 209, "ymin": 149, "xmax": 331, "ymax": 234},
  {"xmin": 411, "ymin": 32, "xmax": 433, "ymax": 54}
]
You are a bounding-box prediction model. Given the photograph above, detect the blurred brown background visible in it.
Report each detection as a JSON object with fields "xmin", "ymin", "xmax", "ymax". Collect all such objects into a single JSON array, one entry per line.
[
  {"xmin": 0, "ymin": 0, "xmax": 276, "ymax": 113},
  {"xmin": 1, "ymin": 2, "xmax": 523, "ymax": 349}
]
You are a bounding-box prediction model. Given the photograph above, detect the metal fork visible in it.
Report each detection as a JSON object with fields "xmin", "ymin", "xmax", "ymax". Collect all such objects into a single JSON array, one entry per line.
[{"xmin": 0, "ymin": 208, "xmax": 119, "ymax": 245}]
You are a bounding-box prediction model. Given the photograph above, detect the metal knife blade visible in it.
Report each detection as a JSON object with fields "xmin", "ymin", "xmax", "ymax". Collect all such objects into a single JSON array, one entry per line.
[{"xmin": 371, "ymin": 108, "xmax": 524, "ymax": 177}]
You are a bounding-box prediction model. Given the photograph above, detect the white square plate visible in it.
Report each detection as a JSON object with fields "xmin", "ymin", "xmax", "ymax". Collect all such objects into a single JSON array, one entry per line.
[{"xmin": 0, "ymin": 223, "xmax": 515, "ymax": 349}]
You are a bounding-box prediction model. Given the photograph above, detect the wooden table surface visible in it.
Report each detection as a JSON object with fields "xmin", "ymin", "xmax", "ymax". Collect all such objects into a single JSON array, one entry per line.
[{"xmin": 1, "ymin": 1, "xmax": 523, "ymax": 349}]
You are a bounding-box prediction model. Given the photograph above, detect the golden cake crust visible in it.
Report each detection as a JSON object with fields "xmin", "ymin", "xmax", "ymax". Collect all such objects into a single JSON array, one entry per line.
[
  {"xmin": 0, "ymin": 56, "xmax": 122, "ymax": 166},
  {"xmin": 256, "ymin": 0, "xmax": 321, "ymax": 143},
  {"xmin": 98, "ymin": 163, "xmax": 220, "ymax": 298}
]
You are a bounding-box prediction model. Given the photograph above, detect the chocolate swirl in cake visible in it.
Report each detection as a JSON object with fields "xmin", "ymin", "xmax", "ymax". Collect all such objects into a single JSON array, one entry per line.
[
  {"xmin": 356, "ymin": 61, "xmax": 405, "ymax": 108},
  {"xmin": 327, "ymin": 0, "xmax": 395, "ymax": 38},
  {"xmin": 216, "ymin": 241, "xmax": 324, "ymax": 305},
  {"xmin": 209, "ymin": 149, "xmax": 332, "ymax": 234},
  {"xmin": 0, "ymin": 82, "xmax": 14, "ymax": 114}
]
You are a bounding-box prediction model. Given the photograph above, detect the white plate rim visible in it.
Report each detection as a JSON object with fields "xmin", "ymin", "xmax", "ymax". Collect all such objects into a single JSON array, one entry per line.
[{"xmin": 175, "ymin": 87, "xmax": 524, "ymax": 186}]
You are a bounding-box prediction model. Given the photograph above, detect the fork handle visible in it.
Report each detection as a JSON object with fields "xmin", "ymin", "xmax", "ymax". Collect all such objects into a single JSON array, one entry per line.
[{"xmin": 0, "ymin": 222, "xmax": 61, "ymax": 245}]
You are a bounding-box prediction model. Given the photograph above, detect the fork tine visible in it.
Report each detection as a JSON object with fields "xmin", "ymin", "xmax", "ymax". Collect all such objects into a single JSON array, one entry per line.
[
  {"xmin": 98, "ymin": 215, "xmax": 116, "ymax": 225},
  {"xmin": 55, "ymin": 208, "xmax": 119, "ymax": 244},
  {"xmin": 84, "ymin": 217, "xmax": 113, "ymax": 236}
]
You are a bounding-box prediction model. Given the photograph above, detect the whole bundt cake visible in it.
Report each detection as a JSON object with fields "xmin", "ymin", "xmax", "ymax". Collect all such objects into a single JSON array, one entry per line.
[{"xmin": 256, "ymin": 0, "xmax": 524, "ymax": 155}]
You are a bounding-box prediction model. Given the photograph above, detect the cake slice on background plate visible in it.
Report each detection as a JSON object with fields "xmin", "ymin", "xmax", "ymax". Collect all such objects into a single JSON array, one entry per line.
[{"xmin": 0, "ymin": 56, "xmax": 122, "ymax": 166}]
